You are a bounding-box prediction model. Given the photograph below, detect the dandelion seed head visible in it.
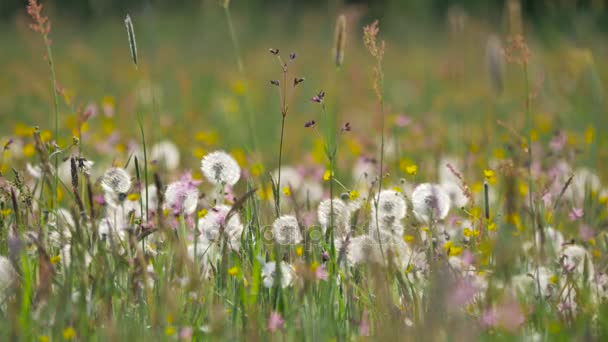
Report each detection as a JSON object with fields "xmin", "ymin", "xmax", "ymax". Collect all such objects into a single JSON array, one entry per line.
[
  {"xmin": 372, "ymin": 189, "xmax": 406, "ymax": 220},
  {"xmin": 412, "ymin": 183, "xmax": 451, "ymax": 223},
  {"xmin": 262, "ymin": 261, "xmax": 296, "ymax": 288},
  {"xmin": 0, "ymin": 256, "xmax": 17, "ymax": 295},
  {"xmin": 272, "ymin": 166, "xmax": 302, "ymax": 190},
  {"xmin": 164, "ymin": 180, "xmax": 199, "ymax": 216},
  {"xmin": 101, "ymin": 167, "xmax": 131, "ymax": 194},
  {"xmin": 201, "ymin": 150, "xmax": 241, "ymax": 186},
  {"xmin": 560, "ymin": 244, "xmax": 594, "ymax": 282},
  {"xmin": 317, "ymin": 198, "xmax": 351, "ymax": 236},
  {"xmin": 151, "ymin": 140, "xmax": 180, "ymax": 171},
  {"xmin": 272, "ymin": 215, "xmax": 302, "ymax": 245},
  {"xmin": 441, "ymin": 181, "xmax": 469, "ymax": 209},
  {"xmin": 198, "ymin": 205, "xmax": 243, "ymax": 249}
]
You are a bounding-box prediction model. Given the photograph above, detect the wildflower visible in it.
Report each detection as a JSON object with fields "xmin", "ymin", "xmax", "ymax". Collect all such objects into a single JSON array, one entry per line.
[
  {"xmin": 296, "ymin": 246, "xmax": 303, "ymax": 256},
  {"xmin": 200, "ymin": 150, "xmax": 241, "ymax": 186},
  {"xmin": 267, "ymin": 311, "xmax": 284, "ymax": 332},
  {"xmin": 165, "ymin": 326, "xmax": 176, "ymax": 336},
  {"xmin": 483, "ymin": 169, "xmax": 497, "ymax": 185},
  {"xmin": 0, "ymin": 256, "xmax": 17, "ymax": 295},
  {"xmin": 311, "ymin": 90, "xmax": 325, "ymax": 103},
  {"xmin": 50, "ymin": 255, "xmax": 60, "ymax": 265},
  {"xmin": 441, "ymin": 181, "xmax": 469, "ymax": 209},
  {"xmin": 198, "ymin": 205, "xmax": 243, "ymax": 249},
  {"xmin": 348, "ymin": 190, "xmax": 359, "ymax": 200},
  {"xmin": 63, "ymin": 327, "xmax": 75, "ymax": 340},
  {"xmin": 228, "ymin": 266, "xmax": 239, "ymax": 276},
  {"xmin": 261, "ymin": 261, "xmax": 296, "ymax": 288},
  {"xmin": 315, "ymin": 264, "xmax": 329, "ymax": 281},
  {"xmin": 38, "ymin": 336, "xmax": 49, "ymax": 342},
  {"xmin": 317, "ymin": 198, "xmax": 350, "ymax": 236},
  {"xmin": 411, "ymin": 183, "xmax": 451, "ymax": 223},
  {"xmin": 101, "ymin": 167, "xmax": 131, "ymax": 194},
  {"xmin": 272, "ymin": 215, "xmax": 303, "ymax": 245},
  {"xmin": 271, "ymin": 166, "xmax": 302, "ymax": 190},
  {"xmin": 282, "ymin": 186, "xmax": 291, "ymax": 197},
  {"xmin": 373, "ymin": 189, "xmax": 407, "ymax": 220},
  {"xmin": 151, "ymin": 140, "xmax": 180, "ymax": 171},
  {"xmin": 560, "ymin": 244, "xmax": 594, "ymax": 283},
  {"xmin": 164, "ymin": 179, "xmax": 199, "ymax": 216},
  {"xmin": 323, "ymin": 169, "xmax": 333, "ymax": 181},
  {"xmin": 568, "ymin": 207, "xmax": 583, "ymax": 221},
  {"xmin": 405, "ymin": 164, "xmax": 417, "ymax": 176}
]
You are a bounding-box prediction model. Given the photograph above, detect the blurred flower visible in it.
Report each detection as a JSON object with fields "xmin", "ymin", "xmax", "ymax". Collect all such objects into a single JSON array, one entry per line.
[
  {"xmin": 272, "ymin": 215, "xmax": 302, "ymax": 245},
  {"xmin": 412, "ymin": 183, "xmax": 451, "ymax": 223},
  {"xmin": 101, "ymin": 167, "xmax": 131, "ymax": 194},
  {"xmin": 198, "ymin": 205, "xmax": 243, "ymax": 250},
  {"xmin": 568, "ymin": 207, "xmax": 583, "ymax": 221},
  {"xmin": 317, "ymin": 198, "xmax": 351, "ymax": 237},
  {"xmin": 151, "ymin": 140, "xmax": 180, "ymax": 171},
  {"xmin": 201, "ymin": 150, "xmax": 241, "ymax": 186},
  {"xmin": 262, "ymin": 261, "xmax": 296, "ymax": 288},
  {"xmin": 267, "ymin": 311, "xmax": 284, "ymax": 333},
  {"xmin": 164, "ymin": 179, "xmax": 199, "ymax": 216}
]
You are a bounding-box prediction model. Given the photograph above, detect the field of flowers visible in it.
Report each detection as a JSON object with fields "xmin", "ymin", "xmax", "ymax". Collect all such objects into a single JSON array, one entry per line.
[{"xmin": 0, "ymin": 0, "xmax": 607, "ymax": 340}]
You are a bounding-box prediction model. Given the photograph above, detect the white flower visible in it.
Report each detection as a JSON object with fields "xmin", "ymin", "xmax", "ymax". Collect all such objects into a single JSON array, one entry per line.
[
  {"xmin": 164, "ymin": 180, "xmax": 199, "ymax": 215},
  {"xmin": 372, "ymin": 190, "xmax": 407, "ymax": 220},
  {"xmin": 340, "ymin": 234, "xmax": 411, "ymax": 268},
  {"xmin": 566, "ymin": 167, "xmax": 601, "ymax": 203},
  {"xmin": 441, "ymin": 181, "xmax": 469, "ymax": 209},
  {"xmin": 47, "ymin": 208, "xmax": 75, "ymax": 246},
  {"xmin": 297, "ymin": 179, "xmax": 323, "ymax": 204},
  {"xmin": 188, "ymin": 239, "xmax": 221, "ymax": 277},
  {"xmin": 536, "ymin": 226, "xmax": 564, "ymax": 255},
  {"xmin": 272, "ymin": 215, "xmax": 302, "ymax": 245},
  {"xmin": 272, "ymin": 166, "xmax": 303, "ymax": 190},
  {"xmin": 151, "ymin": 140, "xmax": 180, "ymax": 171},
  {"xmin": 352, "ymin": 157, "xmax": 377, "ymax": 183},
  {"xmin": 198, "ymin": 205, "xmax": 243, "ymax": 250},
  {"xmin": 317, "ymin": 198, "xmax": 351, "ymax": 237},
  {"xmin": 0, "ymin": 256, "xmax": 17, "ymax": 296},
  {"xmin": 262, "ymin": 261, "xmax": 296, "ymax": 288},
  {"xmin": 142, "ymin": 184, "xmax": 158, "ymax": 211},
  {"xmin": 101, "ymin": 167, "xmax": 131, "ymax": 194},
  {"xmin": 511, "ymin": 267, "xmax": 555, "ymax": 298},
  {"xmin": 411, "ymin": 183, "xmax": 451, "ymax": 223},
  {"xmin": 560, "ymin": 244, "xmax": 594, "ymax": 283},
  {"xmin": 201, "ymin": 151, "xmax": 241, "ymax": 186}
]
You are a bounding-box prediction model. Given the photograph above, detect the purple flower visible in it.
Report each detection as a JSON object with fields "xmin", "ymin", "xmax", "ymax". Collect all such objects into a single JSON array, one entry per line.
[
  {"xmin": 394, "ymin": 114, "xmax": 412, "ymax": 127},
  {"xmin": 568, "ymin": 207, "xmax": 583, "ymax": 221},
  {"xmin": 267, "ymin": 311, "xmax": 284, "ymax": 332},
  {"xmin": 549, "ymin": 131, "xmax": 566, "ymax": 152},
  {"xmin": 315, "ymin": 264, "xmax": 329, "ymax": 281},
  {"xmin": 578, "ymin": 224, "xmax": 594, "ymax": 241}
]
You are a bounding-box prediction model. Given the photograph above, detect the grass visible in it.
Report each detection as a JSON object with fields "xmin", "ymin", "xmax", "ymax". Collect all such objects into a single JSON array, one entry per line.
[{"xmin": 0, "ymin": 1, "xmax": 608, "ymax": 340}]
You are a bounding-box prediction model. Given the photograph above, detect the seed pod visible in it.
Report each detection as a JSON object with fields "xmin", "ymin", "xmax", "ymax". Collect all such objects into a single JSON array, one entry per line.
[
  {"xmin": 124, "ymin": 14, "xmax": 138, "ymax": 67},
  {"xmin": 334, "ymin": 14, "xmax": 346, "ymax": 67}
]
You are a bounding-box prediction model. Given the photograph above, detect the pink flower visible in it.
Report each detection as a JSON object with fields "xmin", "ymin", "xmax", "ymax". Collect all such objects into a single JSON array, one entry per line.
[
  {"xmin": 481, "ymin": 299, "xmax": 525, "ymax": 333},
  {"xmin": 578, "ymin": 224, "xmax": 594, "ymax": 241},
  {"xmin": 315, "ymin": 264, "xmax": 329, "ymax": 281},
  {"xmin": 267, "ymin": 311, "xmax": 284, "ymax": 333},
  {"xmin": 568, "ymin": 207, "xmax": 583, "ymax": 221},
  {"xmin": 549, "ymin": 131, "xmax": 566, "ymax": 152},
  {"xmin": 541, "ymin": 192, "xmax": 552, "ymax": 208},
  {"xmin": 179, "ymin": 326, "xmax": 193, "ymax": 340},
  {"xmin": 394, "ymin": 114, "xmax": 412, "ymax": 128},
  {"xmin": 448, "ymin": 279, "xmax": 477, "ymax": 307},
  {"xmin": 359, "ymin": 311, "xmax": 370, "ymax": 336}
]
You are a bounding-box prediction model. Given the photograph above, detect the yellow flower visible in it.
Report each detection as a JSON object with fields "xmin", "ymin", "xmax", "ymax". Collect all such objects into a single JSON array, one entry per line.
[
  {"xmin": 228, "ymin": 266, "xmax": 239, "ymax": 276},
  {"xmin": 231, "ymin": 80, "xmax": 247, "ymax": 95},
  {"xmin": 348, "ymin": 190, "xmax": 359, "ymax": 200},
  {"xmin": 296, "ymin": 246, "xmax": 303, "ymax": 257},
  {"xmin": 493, "ymin": 148, "xmax": 506, "ymax": 160},
  {"xmin": 585, "ymin": 126, "xmax": 594, "ymax": 145},
  {"xmin": 127, "ymin": 193, "xmax": 140, "ymax": 201},
  {"xmin": 50, "ymin": 255, "xmax": 61, "ymax": 265},
  {"xmin": 323, "ymin": 170, "xmax": 334, "ymax": 181},
  {"xmin": 193, "ymin": 147, "xmax": 206, "ymax": 159},
  {"xmin": 1, "ymin": 208, "xmax": 12, "ymax": 217},
  {"xmin": 165, "ymin": 326, "xmax": 176, "ymax": 336},
  {"xmin": 405, "ymin": 264, "xmax": 414, "ymax": 273},
  {"xmin": 403, "ymin": 235, "xmax": 414, "ymax": 243},
  {"xmin": 549, "ymin": 275, "xmax": 558, "ymax": 284},
  {"xmin": 40, "ymin": 130, "xmax": 52, "ymax": 143},
  {"xmin": 463, "ymin": 228, "xmax": 479, "ymax": 238},
  {"xmin": 405, "ymin": 164, "xmax": 417, "ymax": 176},
  {"xmin": 443, "ymin": 241, "xmax": 453, "ymax": 251},
  {"xmin": 518, "ymin": 183, "xmax": 528, "ymax": 197},
  {"xmin": 487, "ymin": 222, "xmax": 497, "ymax": 231},
  {"xmin": 23, "ymin": 144, "xmax": 36, "ymax": 158},
  {"xmin": 483, "ymin": 169, "xmax": 496, "ymax": 185},
  {"xmin": 38, "ymin": 336, "xmax": 49, "ymax": 342},
  {"xmin": 310, "ymin": 261, "xmax": 319, "ymax": 272},
  {"xmin": 449, "ymin": 246, "xmax": 462, "ymax": 256},
  {"xmin": 250, "ymin": 163, "xmax": 264, "ymax": 177},
  {"xmin": 231, "ymin": 148, "xmax": 247, "ymax": 166},
  {"xmin": 530, "ymin": 129, "xmax": 539, "ymax": 142},
  {"xmin": 63, "ymin": 327, "xmax": 75, "ymax": 340},
  {"xmin": 197, "ymin": 208, "xmax": 208, "ymax": 218},
  {"xmin": 282, "ymin": 186, "xmax": 291, "ymax": 197}
]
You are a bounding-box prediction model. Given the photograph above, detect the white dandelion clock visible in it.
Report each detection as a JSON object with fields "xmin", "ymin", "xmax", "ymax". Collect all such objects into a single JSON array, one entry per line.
[
  {"xmin": 272, "ymin": 215, "xmax": 302, "ymax": 245},
  {"xmin": 372, "ymin": 190, "xmax": 407, "ymax": 220},
  {"xmin": 441, "ymin": 181, "xmax": 469, "ymax": 209},
  {"xmin": 164, "ymin": 180, "xmax": 199, "ymax": 216},
  {"xmin": 352, "ymin": 157, "xmax": 377, "ymax": 184},
  {"xmin": 261, "ymin": 261, "xmax": 296, "ymax": 288},
  {"xmin": 412, "ymin": 183, "xmax": 451, "ymax": 223},
  {"xmin": 566, "ymin": 167, "xmax": 601, "ymax": 203},
  {"xmin": 317, "ymin": 198, "xmax": 351, "ymax": 237},
  {"xmin": 560, "ymin": 244, "xmax": 594, "ymax": 284},
  {"xmin": 297, "ymin": 179, "xmax": 323, "ymax": 204},
  {"xmin": 201, "ymin": 150, "xmax": 241, "ymax": 186},
  {"xmin": 0, "ymin": 256, "xmax": 17, "ymax": 296},
  {"xmin": 198, "ymin": 205, "xmax": 243, "ymax": 250},
  {"xmin": 188, "ymin": 239, "xmax": 221, "ymax": 277},
  {"xmin": 101, "ymin": 167, "xmax": 132, "ymax": 194},
  {"xmin": 536, "ymin": 226, "xmax": 564, "ymax": 255},
  {"xmin": 151, "ymin": 140, "xmax": 180, "ymax": 171},
  {"xmin": 272, "ymin": 166, "xmax": 303, "ymax": 190}
]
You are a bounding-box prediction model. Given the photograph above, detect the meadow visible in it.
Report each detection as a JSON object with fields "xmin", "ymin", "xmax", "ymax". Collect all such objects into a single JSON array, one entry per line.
[{"xmin": 0, "ymin": 0, "xmax": 607, "ymax": 340}]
